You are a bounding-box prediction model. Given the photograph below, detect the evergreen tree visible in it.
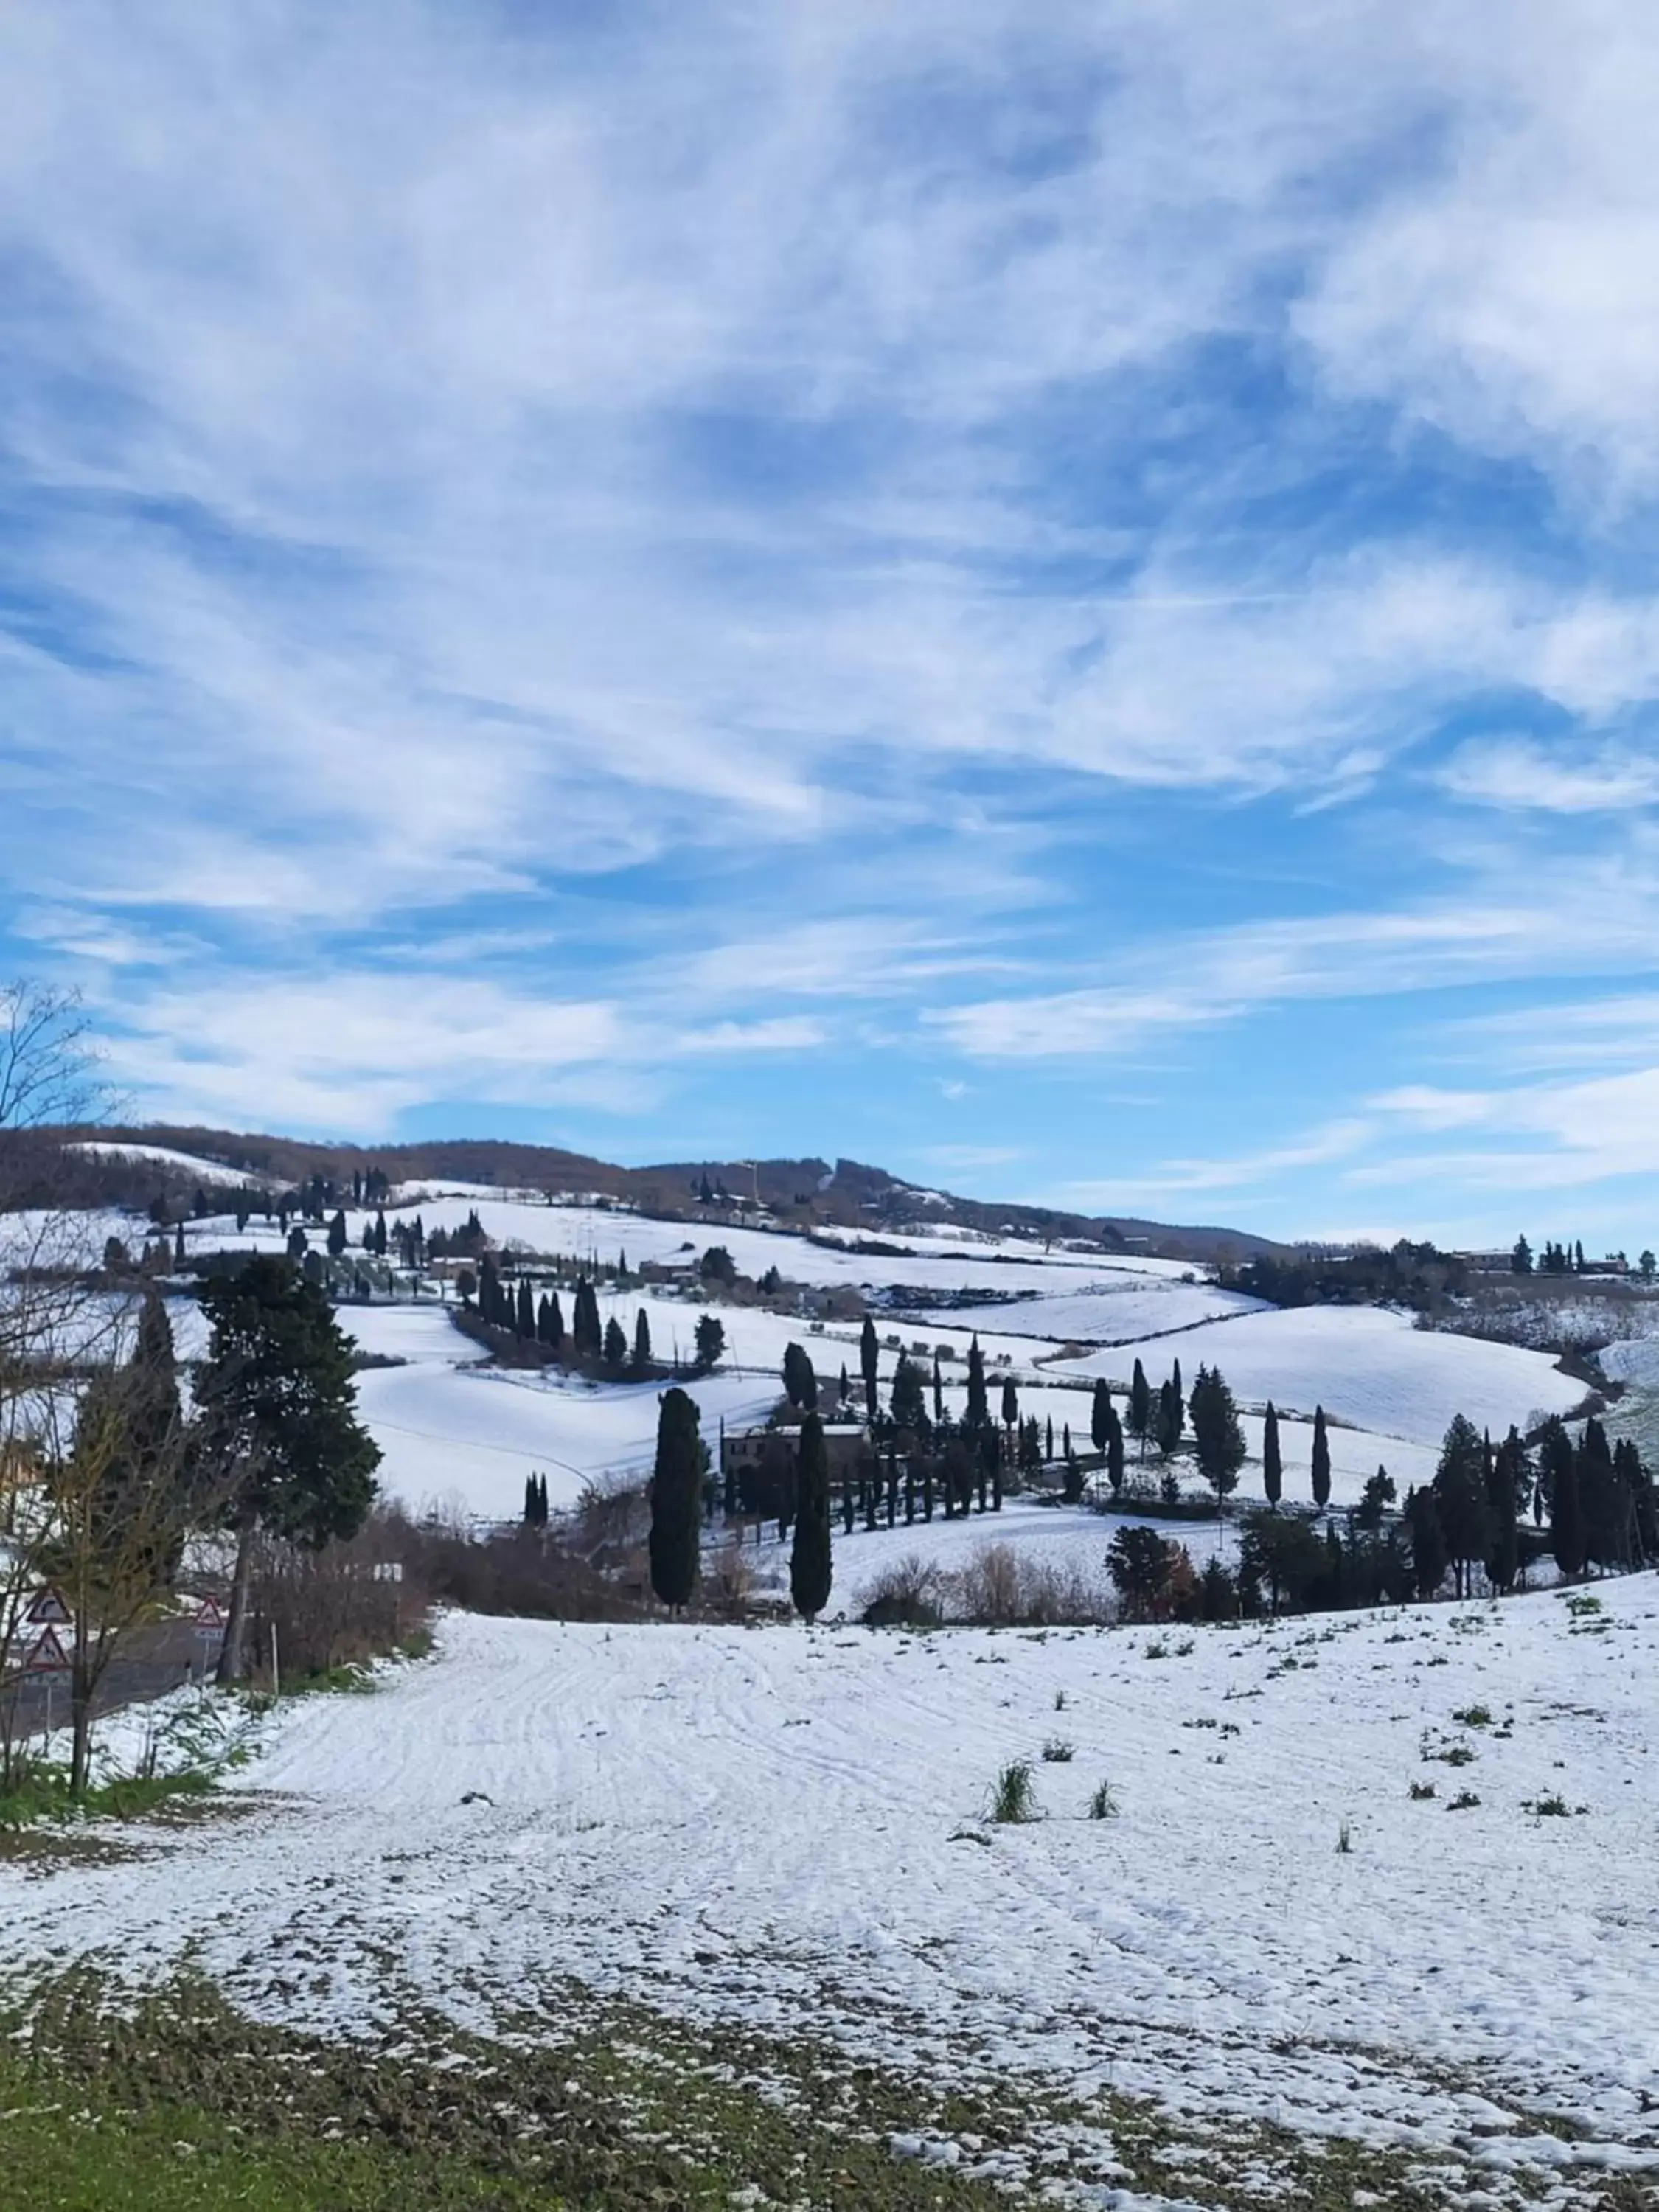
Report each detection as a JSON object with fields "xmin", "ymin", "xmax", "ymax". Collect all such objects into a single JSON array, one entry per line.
[
  {"xmin": 1511, "ymin": 1233, "xmax": 1533, "ymax": 1274},
  {"xmin": 1430, "ymin": 1413, "xmax": 1489, "ymax": 1599},
  {"xmin": 174, "ymin": 1220, "xmax": 187, "ymax": 1267},
  {"xmin": 524, "ymin": 1474, "xmax": 538, "ymax": 1526},
  {"xmin": 649, "ymin": 1388, "xmax": 702, "ymax": 1610},
  {"xmin": 693, "ymin": 1313, "xmax": 725, "ymax": 1371},
  {"xmin": 1577, "ymin": 1417, "xmax": 1626, "ymax": 1571},
  {"xmin": 964, "ymin": 1336, "xmax": 988, "ymax": 1430},
  {"xmin": 1354, "ymin": 1464, "xmax": 1396, "ymax": 1532},
  {"xmin": 1154, "ymin": 1381, "xmax": 1180, "ymax": 1461},
  {"xmin": 1045, "ymin": 1414, "xmax": 1054, "ymax": 1462},
  {"xmin": 1189, "ymin": 1363, "xmax": 1245, "ymax": 1504},
  {"xmin": 546, "ymin": 1290, "xmax": 564, "ymax": 1354},
  {"xmin": 840, "ymin": 1362, "xmax": 852, "ymax": 1411},
  {"xmin": 197, "ymin": 1257, "xmax": 380, "ymax": 1683},
  {"xmin": 889, "ymin": 1352, "xmax": 928, "ymax": 1435},
  {"xmin": 1311, "ymin": 1405, "xmax": 1332, "ymax": 1511},
  {"xmin": 790, "ymin": 1413, "xmax": 832, "ymax": 1621},
  {"xmin": 1001, "ymin": 1377, "xmax": 1018, "ymax": 1432},
  {"xmin": 1128, "ymin": 1357, "xmax": 1151, "ymax": 1450},
  {"xmin": 1262, "ymin": 1400, "xmax": 1282, "ymax": 1508},
  {"xmin": 860, "ymin": 1315, "xmax": 880, "ymax": 1419},
  {"xmin": 1403, "ymin": 1485, "xmax": 1448, "ymax": 1600},
  {"xmin": 1091, "ymin": 1378, "xmax": 1110, "ymax": 1455},
  {"xmin": 327, "ymin": 1210, "xmax": 347, "ymax": 1259},
  {"xmin": 602, "ymin": 1315, "xmax": 627, "ymax": 1366},
  {"xmin": 517, "ymin": 1278, "xmax": 535, "ymax": 1338},
  {"xmin": 373, "ymin": 1209, "xmax": 387, "ymax": 1257},
  {"xmin": 782, "ymin": 1341, "xmax": 818, "ymax": 1411},
  {"xmin": 633, "ymin": 1307, "xmax": 653, "ymax": 1373},
  {"xmin": 1486, "ymin": 1427, "xmax": 1522, "ymax": 1593},
  {"xmin": 933, "ymin": 1354, "xmax": 945, "ymax": 1426}
]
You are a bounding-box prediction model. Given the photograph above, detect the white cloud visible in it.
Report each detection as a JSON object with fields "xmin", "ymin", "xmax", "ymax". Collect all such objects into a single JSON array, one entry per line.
[{"xmin": 1437, "ymin": 737, "xmax": 1659, "ymax": 813}]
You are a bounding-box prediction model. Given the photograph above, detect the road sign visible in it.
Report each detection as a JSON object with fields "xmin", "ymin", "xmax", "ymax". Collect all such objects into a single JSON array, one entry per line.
[
  {"xmin": 22, "ymin": 1625, "xmax": 69, "ymax": 1674},
  {"xmin": 26, "ymin": 1586, "xmax": 70, "ymax": 1625},
  {"xmin": 194, "ymin": 1595, "xmax": 226, "ymax": 1630}
]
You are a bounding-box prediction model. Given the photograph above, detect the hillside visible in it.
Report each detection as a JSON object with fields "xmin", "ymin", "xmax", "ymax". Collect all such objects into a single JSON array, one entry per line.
[{"xmin": 45, "ymin": 1123, "xmax": 1290, "ymax": 1260}]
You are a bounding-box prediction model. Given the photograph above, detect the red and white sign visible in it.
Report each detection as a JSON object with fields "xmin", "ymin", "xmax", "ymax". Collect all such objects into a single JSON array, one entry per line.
[
  {"xmin": 22, "ymin": 1625, "xmax": 69, "ymax": 1674},
  {"xmin": 194, "ymin": 1595, "xmax": 226, "ymax": 1630},
  {"xmin": 26, "ymin": 1587, "xmax": 70, "ymax": 1626}
]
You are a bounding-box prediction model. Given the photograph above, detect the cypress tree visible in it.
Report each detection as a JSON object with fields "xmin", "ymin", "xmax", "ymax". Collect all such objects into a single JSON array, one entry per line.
[
  {"xmin": 1129, "ymin": 1357, "xmax": 1151, "ymax": 1450},
  {"xmin": 889, "ymin": 1352, "xmax": 928, "ymax": 1435},
  {"xmin": 1190, "ymin": 1364, "xmax": 1245, "ymax": 1505},
  {"xmin": 1404, "ymin": 1485, "xmax": 1448, "ymax": 1599},
  {"xmin": 649, "ymin": 1388, "xmax": 703, "ymax": 1610},
  {"xmin": 965, "ymin": 1336, "xmax": 988, "ymax": 1430},
  {"xmin": 524, "ymin": 1474, "xmax": 537, "ymax": 1526},
  {"xmin": 602, "ymin": 1315, "xmax": 627, "ymax": 1366},
  {"xmin": 1311, "ymin": 1405, "xmax": 1331, "ymax": 1511},
  {"xmin": 174, "ymin": 1220, "xmax": 186, "ymax": 1266},
  {"xmin": 517, "ymin": 1278, "xmax": 535, "ymax": 1338},
  {"xmin": 933, "ymin": 1354, "xmax": 945, "ymax": 1425},
  {"xmin": 860, "ymin": 1316, "xmax": 880, "ymax": 1419},
  {"xmin": 1262, "ymin": 1401, "xmax": 1282, "ymax": 1508},
  {"xmin": 1486, "ymin": 1427, "xmax": 1522, "ymax": 1593},
  {"xmin": 1001, "ymin": 1377, "xmax": 1018, "ymax": 1431},
  {"xmin": 1046, "ymin": 1414, "xmax": 1054, "ymax": 1462},
  {"xmin": 547, "ymin": 1291, "xmax": 564, "ymax": 1354},
  {"xmin": 1430, "ymin": 1413, "xmax": 1489, "ymax": 1599},
  {"xmin": 1091, "ymin": 1378, "xmax": 1110, "ymax": 1455},
  {"xmin": 840, "ymin": 1363, "xmax": 852, "ymax": 1411},
  {"xmin": 790, "ymin": 1413, "xmax": 832, "ymax": 1621},
  {"xmin": 633, "ymin": 1307, "xmax": 653, "ymax": 1373},
  {"xmin": 327, "ymin": 1210, "xmax": 347, "ymax": 1258}
]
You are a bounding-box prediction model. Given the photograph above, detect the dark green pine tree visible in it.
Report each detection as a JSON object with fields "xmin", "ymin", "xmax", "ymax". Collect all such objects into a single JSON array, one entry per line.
[
  {"xmin": 373, "ymin": 1209, "xmax": 388, "ymax": 1256},
  {"xmin": 1311, "ymin": 1405, "xmax": 1332, "ymax": 1511},
  {"xmin": 1262, "ymin": 1400, "xmax": 1283, "ymax": 1508},
  {"xmin": 790, "ymin": 1413, "xmax": 833, "ymax": 1621},
  {"xmin": 1170, "ymin": 1359, "xmax": 1184, "ymax": 1441},
  {"xmin": 964, "ymin": 1336, "xmax": 988, "ymax": 1431},
  {"xmin": 1001, "ymin": 1376, "xmax": 1018, "ymax": 1432},
  {"xmin": 1154, "ymin": 1382, "xmax": 1180, "ymax": 1462},
  {"xmin": 602, "ymin": 1315, "xmax": 627, "ymax": 1367},
  {"xmin": 1045, "ymin": 1414, "xmax": 1054, "ymax": 1462},
  {"xmin": 860, "ymin": 1315, "xmax": 880, "ymax": 1419},
  {"xmin": 327, "ymin": 1210, "xmax": 347, "ymax": 1258},
  {"xmin": 524, "ymin": 1474, "xmax": 538, "ymax": 1526},
  {"xmin": 517, "ymin": 1278, "xmax": 535, "ymax": 1338},
  {"xmin": 174, "ymin": 1220, "xmax": 186, "ymax": 1267},
  {"xmin": 1091, "ymin": 1377, "xmax": 1110, "ymax": 1455},
  {"xmin": 1190, "ymin": 1363, "xmax": 1245, "ymax": 1506},
  {"xmin": 839, "ymin": 1362, "xmax": 852, "ymax": 1410},
  {"xmin": 782, "ymin": 1341, "xmax": 818, "ymax": 1410},
  {"xmin": 1577, "ymin": 1417, "xmax": 1624, "ymax": 1571},
  {"xmin": 649, "ymin": 1388, "xmax": 703, "ymax": 1610},
  {"xmin": 196, "ymin": 1256, "xmax": 380, "ymax": 1683},
  {"xmin": 546, "ymin": 1291, "xmax": 564, "ymax": 1354},
  {"xmin": 633, "ymin": 1307, "xmax": 653, "ymax": 1373},
  {"xmin": 933, "ymin": 1354, "xmax": 945, "ymax": 1426}
]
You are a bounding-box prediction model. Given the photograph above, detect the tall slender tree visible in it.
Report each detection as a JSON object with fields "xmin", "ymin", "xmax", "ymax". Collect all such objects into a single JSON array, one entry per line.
[
  {"xmin": 633, "ymin": 1307, "xmax": 653, "ymax": 1373},
  {"xmin": 860, "ymin": 1315, "xmax": 880, "ymax": 1420},
  {"xmin": 1311, "ymin": 1405, "xmax": 1332, "ymax": 1512},
  {"xmin": 1262, "ymin": 1400, "xmax": 1283, "ymax": 1507},
  {"xmin": 649, "ymin": 1388, "xmax": 703, "ymax": 1610},
  {"xmin": 790, "ymin": 1413, "xmax": 832, "ymax": 1621},
  {"xmin": 1128, "ymin": 1357, "xmax": 1151, "ymax": 1451},
  {"xmin": 1091, "ymin": 1378, "xmax": 1110, "ymax": 1456},
  {"xmin": 965, "ymin": 1336, "xmax": 988, "ymax": 1430}
]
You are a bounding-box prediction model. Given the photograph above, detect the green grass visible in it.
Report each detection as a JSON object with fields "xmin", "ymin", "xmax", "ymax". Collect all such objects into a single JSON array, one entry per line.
[
  {"xmin": 989, "ymin": 1757, "xmax": 1039, "ymax": 1822},
  {"xmin": 0, "ymin": 1762, "xmax": 215, "ymax": 1834}
]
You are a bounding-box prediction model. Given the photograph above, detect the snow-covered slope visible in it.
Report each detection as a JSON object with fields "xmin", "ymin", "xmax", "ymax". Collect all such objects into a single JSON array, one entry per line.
[{"xmin": 2, "ymin": 1586, "xmax": 1654, "ymax": 2192}]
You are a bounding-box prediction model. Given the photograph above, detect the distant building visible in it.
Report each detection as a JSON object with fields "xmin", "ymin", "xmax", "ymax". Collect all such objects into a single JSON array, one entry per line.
[{"xmin": 720, "ymin": 1422, "xmax": 868, "ymax": 1483}]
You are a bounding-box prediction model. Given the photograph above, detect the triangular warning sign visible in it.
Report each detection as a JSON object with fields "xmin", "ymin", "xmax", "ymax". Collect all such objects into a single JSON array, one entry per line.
[
  {"xmin": 194, "ymin": 1596, "xmax": 225, "ymax": 1630},
  {"xmin": 26, "ymin": 1587, "xmax": 70, "ymax": 1625},
  {"xmin": 23, "ymin": 1625, "xmax": 69, "ymax": 1673}
]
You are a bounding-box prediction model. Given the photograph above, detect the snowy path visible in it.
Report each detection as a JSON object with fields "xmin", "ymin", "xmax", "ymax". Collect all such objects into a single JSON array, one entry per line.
[{"xmin": 3, "ymin": 1585, "xmax": 1657, "ymax": 2194}]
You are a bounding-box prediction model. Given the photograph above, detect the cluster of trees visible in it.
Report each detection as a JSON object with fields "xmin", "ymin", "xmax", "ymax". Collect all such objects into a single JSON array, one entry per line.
[
  {"xmin": 1221, "ymin": 1240, "xmax": 1466, "ymax": 1312},
  {"xmin": 521, "ymin": 1472, "xmax": 551, "ymax": 1527},
  {"xmin": 467, "ymin": 1256, "xmax": 724, "ymax": 1377}
]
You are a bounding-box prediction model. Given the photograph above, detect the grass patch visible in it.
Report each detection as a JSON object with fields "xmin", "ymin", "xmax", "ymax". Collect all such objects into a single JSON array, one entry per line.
[
  {"xmin": 1452, "ymin": 1703, "xmax": 1493, "ymax": 1728},
  {"xmin": 0, "ymin": 1763, "xmax": 215, "ymax": 1834},
  {"xmin": 988, "ymin": 1758, "xmax": 1039, "ymax": 1823},
  {"xmin": 1040, "ymin": 1737, "xmax": 1075, "ymax": 1763},
  {"xmin": 1087, "ymin": 1779, "xmax": 1118, "ymax": 1820}
]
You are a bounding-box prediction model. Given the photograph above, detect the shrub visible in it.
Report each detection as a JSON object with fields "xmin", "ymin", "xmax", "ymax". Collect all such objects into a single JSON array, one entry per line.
[
  {"xmin": 1526, "ymin": 1791, "xmax": 1571, "ymax": 1817},
  {"xmin": 1448, "ymin": 1790, "xmax": 1481, "ymax": 1810},
  {"xmin": 1087, "ymin": 1780, "xmax": 1118, "ymax": 1820},
  {"xmin": 1040, "ymin": 1738, "xmax": 1075, "ymax": 1764},
  {"xmin": 1336, "ymin": 1819, "xmax": 1352, "ymax": 1854},
  {"xmin": 1409, "ymin": 1780, "xmax": 1436, "ymax": 1801},
  {"xmin": 1453, "ymin": 1704, "xmax": 1493, "ymax": 1728},
  {"xmin": 989, "ymin": 1759, "xmax": 1039, "ymax": 1824},
  {"xmin": 858, "ymin": 1553, "xmax": 945, "ymax": 1630}
]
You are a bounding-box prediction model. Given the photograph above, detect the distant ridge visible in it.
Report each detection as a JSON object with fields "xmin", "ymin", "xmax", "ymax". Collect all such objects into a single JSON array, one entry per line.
[{"xmin": 43, "ymin": 1124, "xmax": 1290, "ymax": 1264}]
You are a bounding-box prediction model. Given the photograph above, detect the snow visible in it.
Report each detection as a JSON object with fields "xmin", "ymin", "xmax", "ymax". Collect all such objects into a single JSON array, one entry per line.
[
  {"xmin": 2, "ymin": 1582, "xmax": 1656, "ymax": 2192},
  {"xmin": 1056, "ymin": 1304, "xmax": 1584, "ymax": 1450},
  {"xmin": 66, "ymin": 1140, "xmax": 270, "ymax": 1186}
]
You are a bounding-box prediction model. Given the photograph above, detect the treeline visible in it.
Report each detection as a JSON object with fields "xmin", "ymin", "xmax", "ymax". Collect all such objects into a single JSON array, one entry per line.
[{"xmin": 1220, "ymin": 1239, "xmax": 1467, "ymax": 1312}]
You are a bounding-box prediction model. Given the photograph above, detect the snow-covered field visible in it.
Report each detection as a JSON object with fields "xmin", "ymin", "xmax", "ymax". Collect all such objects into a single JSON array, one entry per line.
[{"xmin": 6, "ymin": 1585, "xmax": 1655, "ymax": 2199}]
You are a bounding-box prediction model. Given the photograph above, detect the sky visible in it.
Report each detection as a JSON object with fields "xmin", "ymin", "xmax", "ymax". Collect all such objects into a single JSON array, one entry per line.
[{"xmin": 4, "ymin": 1, "xmax": 1659, "ymax": 1249}]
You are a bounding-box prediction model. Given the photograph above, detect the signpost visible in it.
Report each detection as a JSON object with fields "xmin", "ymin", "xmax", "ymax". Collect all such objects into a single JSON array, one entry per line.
[{"xmin": 23, "ymin": 1624, "xmax": 69, "ymax": 1740}]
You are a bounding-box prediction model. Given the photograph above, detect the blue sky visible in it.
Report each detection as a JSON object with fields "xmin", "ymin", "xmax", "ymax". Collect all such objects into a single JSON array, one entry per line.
[{"xmin": 4, "ymin": 1, "xmax": 1659, "ymax": 1247}]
